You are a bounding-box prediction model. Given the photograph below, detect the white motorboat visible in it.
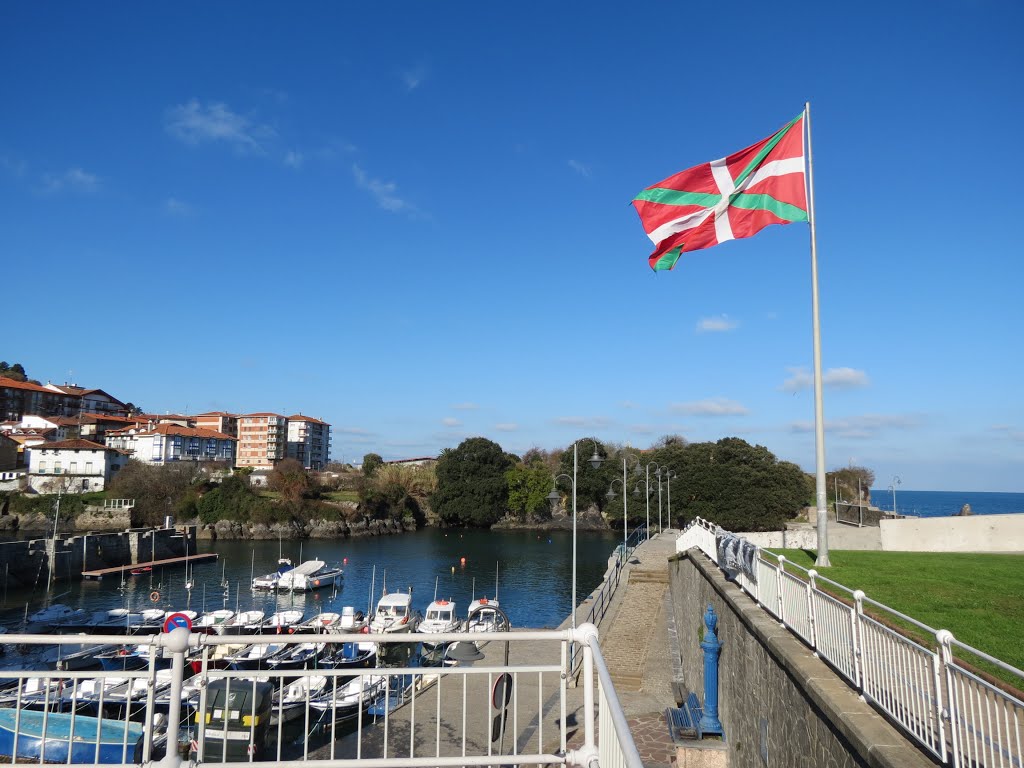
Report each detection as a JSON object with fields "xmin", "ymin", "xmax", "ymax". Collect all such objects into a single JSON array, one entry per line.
[
  {"xmin": 222, "ymin": 610, "xmax": 266, "ymax": 634},
  {"xmin": 263, "ymin": 610, "xmax": 304, "ymax": 633},
  {"xmin": 466, "ymin": 598, "xmax": 505, "ymax": 632},
  {"xmin": 337, "ymin": 606, "xmax": 368, "ymax": 632},
  {"xmin": 369, "ymin": 592, "xmax": 419, "ymax": 634},
  {"xmin": 277, "ymin": 560, "xmax": 343, "ymax": 592},
  {"xmin": 294, "ymin": 612, "xmax": 341, "ymax": 632},
  {"xmin": 309, "ymin": 674, "xmax": 387, "ymax": 723},
  {"xmin": 194, "ymin": 609, "xmax": 235, "ymax": 633},
  {"xmin": 273, "ymin": 675, "xmax": 329, "ymax": 723},
  {"xmin": 252, "ymin": 558, "xmax": 294, "ymax": 591},
  {"xmin": 420, "ymin": 599, "xmax": 460, "ymax": 648}
]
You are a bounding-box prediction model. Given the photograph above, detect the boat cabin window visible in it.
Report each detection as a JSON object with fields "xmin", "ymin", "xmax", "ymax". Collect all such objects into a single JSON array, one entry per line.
[{"xmin": 427, "ymin": 609, "xmax": 452, "ymax": 621}]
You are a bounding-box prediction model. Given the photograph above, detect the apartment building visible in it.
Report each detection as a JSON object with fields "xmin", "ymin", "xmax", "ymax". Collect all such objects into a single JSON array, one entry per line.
[
  {"xmin": 286, "ymin": 414, "xmax": 331, "ymax": 470},
  {"xmin": 235, "ymin": 413, "xmax": 287, "ymax": 469},
  {"xmin": 106, "ymin": 424, "xmax": 236, "ymax": 465},
  {"xmin": 194, "ymin": 412, "xmax": 239, "ymax": 439},
  {"xmin": 0, "ymin": 377, "xmax": 77, "ymax": 420}
]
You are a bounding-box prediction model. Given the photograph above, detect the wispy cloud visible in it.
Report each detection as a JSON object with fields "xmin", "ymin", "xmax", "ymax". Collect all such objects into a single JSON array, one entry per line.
[
  {"xmin": 696, "ymin": 315, "xmax": 738, "ymax": 333},
  {"xmin": 164, "ymin": 197, "xmax": 194, "ymax": 216},
  {"xmin": 790, "ymin": 413, "xmax": 919, "ymax": 438},
  {"xmin": 336, "ymin": 426, "xmax": 374, "ymax": 436},
  {"xmin": 401, "ymin": 64, "xmax": 428, "ymax": 91},
  {"xmin": 553, "ymin": 416, "xmax": 611, "ymax": 428},
  {"xmin": 452, "ymin": 402, "xmax": 480, "ymax": 411},
  {"xmin": 441, "ymin": 417, "xmax": 462, "ymax": 427},
  {"xmin": 283, "ymin": 150, "xmax": 303, "ymax": 169},
  {"xmin": 568, "ymin": 160, "xmax": 592, "ymax": 178},
  {"xmin": 165, "ymin": 99, "xmax": 275, "ymax": 153},
  {"xmin": 670, "ymin": 398, "xmax": 749, "ymax": 417},
  {"xmin": 352, "ymin": 164, "xmax": 418, "ymax": 214},
  {"xmin": 781, "ymin": 366, "xmax": 870, "ymax": 393},
  {"xmin": 992, "ymin": 425, "xmax": 1024, "ymax": 442},
  {"xmin": 494, "ymin": 423, "xmax": 518, "ymax": 432},
  {"xmin": 628, "ymin": 424, "xmax": 656, "ymax": 434},
  {"xmin": 41, "ymin": 167, "xmax": 99, "ymax": 194}
]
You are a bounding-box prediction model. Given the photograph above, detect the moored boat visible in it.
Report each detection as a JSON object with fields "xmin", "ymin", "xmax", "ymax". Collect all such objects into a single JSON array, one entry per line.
[
  {"xmin": 277, "ymin": 559, "xmax": 343, "ymax": 592},
  {"xmin": 369, "ymin": 592, "xmax": 419, "ymax": 634}
]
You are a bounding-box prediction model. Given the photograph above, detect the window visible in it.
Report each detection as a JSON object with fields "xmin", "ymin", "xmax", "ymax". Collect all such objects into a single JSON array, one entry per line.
[
  {"xmin": 85, "ymin": 461, "xmax": 93, "ymax": 474},
  {"xmin": 38, "ymin": 461, "xmax": 47, "ymax": 473},
  {"xmin": 69, "ymin": 461, "xmax": 78, "ymax": 474}
]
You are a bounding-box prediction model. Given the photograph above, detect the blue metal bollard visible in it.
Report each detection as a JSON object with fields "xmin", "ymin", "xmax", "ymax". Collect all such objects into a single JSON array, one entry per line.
[{"xmin": 699, "ymin": 604, "xmax": 723, "ymax": 735}]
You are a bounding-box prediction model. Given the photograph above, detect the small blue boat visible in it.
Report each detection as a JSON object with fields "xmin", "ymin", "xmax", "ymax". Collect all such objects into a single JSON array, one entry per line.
[{"xmin": 0, "ymin": 709, "xmax": 143, "ymax": 764}]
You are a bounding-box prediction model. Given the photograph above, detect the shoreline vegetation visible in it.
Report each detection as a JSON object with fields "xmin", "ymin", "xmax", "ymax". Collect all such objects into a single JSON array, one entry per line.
[{"xmin": 1, "ymin": 434, "xmax": 844, "ymax": 540}]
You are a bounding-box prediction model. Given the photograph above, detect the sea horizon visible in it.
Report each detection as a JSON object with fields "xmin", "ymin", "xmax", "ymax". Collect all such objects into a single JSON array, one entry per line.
[{"xmin": 868, "ymin": 489, "xmax": 1024, "ymax": 518}]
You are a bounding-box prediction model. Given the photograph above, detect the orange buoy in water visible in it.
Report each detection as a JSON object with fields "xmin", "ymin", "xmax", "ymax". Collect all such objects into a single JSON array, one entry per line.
[
  {"xmin": 343, "ymin": 558, "xmax": 348, "ymax": 564},
  {"xmin": 460, "ymin": 557, "xmax": 466, "ymax": 565}
]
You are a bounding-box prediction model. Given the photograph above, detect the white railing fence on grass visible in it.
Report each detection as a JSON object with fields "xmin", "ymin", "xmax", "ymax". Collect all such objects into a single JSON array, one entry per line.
[{"xmin": 677, "ymin": 516, "xmax": 1024, "ymax": 768}]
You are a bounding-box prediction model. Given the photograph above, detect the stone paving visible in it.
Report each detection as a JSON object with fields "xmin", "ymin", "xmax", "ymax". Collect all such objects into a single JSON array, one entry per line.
[{"xmin": 306, "ymin": 531, "xmax": 682, "ymax": 767}]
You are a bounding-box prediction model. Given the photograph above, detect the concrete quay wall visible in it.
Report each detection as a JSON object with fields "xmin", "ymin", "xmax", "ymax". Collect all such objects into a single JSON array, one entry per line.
[
  {"xmin": 669, "ymin": 548, "xmax": 937, "ymax": 768},
  {"xmin": 0, "ymin": 526, "xmax": 196, "ymax": 587},
  {"xmin": 880, "ymin": 512, "xmax": 1024, "ymax": 552}
]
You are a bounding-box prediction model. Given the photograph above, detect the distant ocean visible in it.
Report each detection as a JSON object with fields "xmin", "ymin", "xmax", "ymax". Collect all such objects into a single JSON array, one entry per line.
[{"xmin": 868, "ymin": 489, "xmax": 1024, "ymax": 518}]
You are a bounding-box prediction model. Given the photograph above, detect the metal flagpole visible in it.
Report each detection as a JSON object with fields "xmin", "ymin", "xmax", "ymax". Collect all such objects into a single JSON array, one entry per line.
[{"xmin": 805, "ymin": 100, "xmax": 831, "ymax": 568}]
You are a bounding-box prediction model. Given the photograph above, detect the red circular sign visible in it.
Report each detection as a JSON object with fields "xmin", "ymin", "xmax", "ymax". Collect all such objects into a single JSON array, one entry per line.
[{"xmin": 164, "ymin": 612, "xmax": 193, "ymax": 632}]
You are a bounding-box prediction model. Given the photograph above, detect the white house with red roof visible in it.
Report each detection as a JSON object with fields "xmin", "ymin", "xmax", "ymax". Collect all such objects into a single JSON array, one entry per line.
[
  {"xmin": 26, "ymin": 439, "xmax": 129, "ymax": 493},
  {"xmin": 105, "ymin": 424, "xmax": 236, "ymax": 465}
]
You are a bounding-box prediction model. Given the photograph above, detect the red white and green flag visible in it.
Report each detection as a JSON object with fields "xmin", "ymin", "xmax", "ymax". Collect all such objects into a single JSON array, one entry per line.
[{"xmin": 632, "ymin": 112, "xmax": 808, "ymax": 271}]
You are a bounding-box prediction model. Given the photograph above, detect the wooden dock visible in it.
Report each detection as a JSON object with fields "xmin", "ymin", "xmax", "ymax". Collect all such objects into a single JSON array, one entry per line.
[{"xmin": 82, "ymin": 553, "xmax": 218, "ymax": 581}]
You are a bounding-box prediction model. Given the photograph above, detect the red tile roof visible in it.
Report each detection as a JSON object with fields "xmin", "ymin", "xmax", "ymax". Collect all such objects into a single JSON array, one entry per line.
[
  {"xmin": 31, "ymin": 439, "xmax": 118, "ymax": 452},
  {"xmin": 242, "ymin": 412, "xmax": 285, "ymax": 418},
  {"xmin": 0, "ymin": 376, "xmax": 55, "ymax": 394},
  {"xmin": 288, "ymin": 414, "xmax": 330, "ymax": 425}
]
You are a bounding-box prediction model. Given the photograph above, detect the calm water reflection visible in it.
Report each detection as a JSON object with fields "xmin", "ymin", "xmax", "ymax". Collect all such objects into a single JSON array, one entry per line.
[{"xmin": 0, "ymin": 528, "xmax": 621, "ymax": 629}]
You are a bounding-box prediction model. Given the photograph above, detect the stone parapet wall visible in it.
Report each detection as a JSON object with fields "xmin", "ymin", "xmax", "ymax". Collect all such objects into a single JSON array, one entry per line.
[
  {"xmin": 669, "ymin": 548, "xmax": 937, "ymax": 768},
  {"xmin": 880, "ymin": 512, "xmax": 1024, "ymax": 552}
]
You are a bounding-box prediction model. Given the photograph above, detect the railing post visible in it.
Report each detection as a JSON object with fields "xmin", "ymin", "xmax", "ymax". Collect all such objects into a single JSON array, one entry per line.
[
  {"xmin": 807, "ymin": 569, "xmax": 819, "ymax": 651},
  {"xmin": 568, "ymin": 623, "xmax": 600, "ymax": 768},
  {"xmin": 699, "ymin": 605, "xmax": 723, "ymax": 735},
  {"xmin": 936, "ymin": 629, "xmax": 957, "ymax": 765},
  {"xmin": 852, "ymin": 589, "xmax": 865, "ymax": 693},
  {"xmin": 156, "ymin": 626, "xmax": 190, "ymax": 768},
  {"xmin": 776, "ymin": 555, "xmax": 787, "ymax": 626}
]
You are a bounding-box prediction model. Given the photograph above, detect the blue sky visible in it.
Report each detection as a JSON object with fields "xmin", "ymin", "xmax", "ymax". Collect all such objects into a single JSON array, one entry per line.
[{"xmin": 2, "ymin": 2, "xmax": 1022, "ymax": 492}]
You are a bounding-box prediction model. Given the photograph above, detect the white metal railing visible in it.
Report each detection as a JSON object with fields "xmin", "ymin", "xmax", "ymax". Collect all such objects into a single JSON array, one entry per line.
[
  {"xmin": 677, "ymin": 516, "xmax": 1024, "ymax": 768},
  {"xmin": 0, "ymin": 624, "xmax": 641, "ymax": 768},
  {"xmin": 103, "ymin": 498, "xmax": 135, "ymax": 509}
]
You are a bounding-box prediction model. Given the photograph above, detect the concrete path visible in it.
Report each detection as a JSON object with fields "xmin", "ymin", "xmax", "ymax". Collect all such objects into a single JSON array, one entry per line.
[{"xmin": 306, "ymin": 531, "xmax": 682, "ymax": 767}]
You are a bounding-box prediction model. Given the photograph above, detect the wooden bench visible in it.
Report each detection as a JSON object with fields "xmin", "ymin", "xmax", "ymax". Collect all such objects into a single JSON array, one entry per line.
[{"xmin": 665, "ymin": 692, "xmax": 704, "ymax": 742}]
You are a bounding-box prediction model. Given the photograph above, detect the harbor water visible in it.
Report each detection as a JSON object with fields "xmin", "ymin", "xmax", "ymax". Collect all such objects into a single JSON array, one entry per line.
[
  {"xmin": 868, "ymin": 489, "xmax": 1024, "ymax": 518},
  {"xmin": 0, "ymin": 528, "xmax": 621, "ymax": 631}
]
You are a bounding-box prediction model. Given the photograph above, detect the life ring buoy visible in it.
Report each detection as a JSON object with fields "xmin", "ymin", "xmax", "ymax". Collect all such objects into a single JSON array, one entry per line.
[
  {"xmin": 437, "ymin": 600, "xmax": 449, "ymax": 606},
  {"xmin": 360, "ymin": 625, "xmax": 369, "ymax": 634},
  {"xmin": 479, "ymin": 598, "xmax": 488, "ymax": 605},
  {"xmin": 118, "ymin": 648, "xmax": 129, "ymax": 657},
  {"xmin": 149, "ymin": 590, "xmax": 161, "ymax": 603},
  {"xmin": 400, "ymin": 616, "xmax": 408, "ymax": 625}
]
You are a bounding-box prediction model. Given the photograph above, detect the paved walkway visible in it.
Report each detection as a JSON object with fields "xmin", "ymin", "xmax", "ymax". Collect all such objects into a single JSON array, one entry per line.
[{"xmin": 306, "ymin": 531, "xmax": 682, "ymax": 767}]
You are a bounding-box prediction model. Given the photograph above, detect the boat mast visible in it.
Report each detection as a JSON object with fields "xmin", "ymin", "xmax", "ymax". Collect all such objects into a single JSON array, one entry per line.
[
  {"xmin": 45, "ymin": 485, "xmax": 62, "ymax": 597},
  {"xmin": 368, "ymin": 565, "xmax": 376, "ymax": 618}
]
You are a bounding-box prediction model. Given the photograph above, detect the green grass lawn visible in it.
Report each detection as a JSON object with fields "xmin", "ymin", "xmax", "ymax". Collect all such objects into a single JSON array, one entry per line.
[
  {"xmin": 771, "ymin": 549, "xmax": 1024, "ymax": 683},
  {"xmin": 322, "ymin": 490, "xmax": 358, "ymax": 503}
]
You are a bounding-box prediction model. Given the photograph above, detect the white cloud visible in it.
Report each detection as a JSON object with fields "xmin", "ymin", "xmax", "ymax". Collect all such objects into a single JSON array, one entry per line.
[
  {"xmin": 494, "ymin": 423, "xmax": 518, "ymax": 432},
  {"xmin": 165, "ymin": 99, "xmax": 274, "ymax": 153},
  {"xmin": 568, "ymin": 160, "xmax": 592, "ymax": 178},
  {"xmin": 352, "ymin": 164, "xmax": 418, "ymax": 214},
  {"xmin": 696, "ymin": 315, "xmax": 738, "ymax": 333},
  {"xmin": 336, "ymin": 426, "xmax": 373, "ymax": 435},
  {"xmin": 284, "ymin": 150, "xmax": 304, "ymax": 169},
  {"xmin": 164, "ymin": 197, "xmax": 193, "ymax": 216},
  {"xmin": 401, "ymin": 65, "xmax": 428, "ymax": 91},
  {"xmin": 669, "ymin": 398, "xmax": 749, "ymax": 417},
  {"xmin": 442, "ymin": 417, "xmax": 462, "ymax": 427},
  {"xmin": 553, "ymin": 416, "xmax": 611, "ymax": 428},
  {"xmin": 452, "ymin": 402, "xmax": 480, "ymax": 411},
  {"xmin": 992, "ymin": 425, "xmax": 1024, "ymax": 442},
  {"xmin": 41, "ymin": 167, "xmax": 99, "ymax": 193},
  {"xmin": 781, "ymin": 366, "xmax": 870, "ymax": 393},
  {"xmin": 628, "ymin": 424, "xmax": 656, "ymax": 434}
]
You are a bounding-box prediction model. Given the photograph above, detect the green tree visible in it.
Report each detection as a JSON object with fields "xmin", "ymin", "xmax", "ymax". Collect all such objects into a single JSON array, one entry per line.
[
  {"xmin": 667, "ymin": 437, "xmax": 807, "ymax": 531},
  {"xmin": 362, "ymin": 453, "xmax": 384, "ymax": 478},
  {"xmin": 554, "ymin": 438, "xmax": 613, "ymax": 513},
  {"xmin": 430, "ymin": 437, "xmax": 513, "ymax": 526},
  {"xmin": 505, "ymin": 462, "xmax": 554, "ymax": 520},
  {"xmin": 107, "ymin": 461, "xmax": 204, "ymax": 526}
]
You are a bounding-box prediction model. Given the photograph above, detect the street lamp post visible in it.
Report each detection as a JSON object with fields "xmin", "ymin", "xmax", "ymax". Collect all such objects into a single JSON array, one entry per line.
[
  {"xmin": 643, "ymin": 463, "xmax": 658, "ymax": 540},
  {"xmin": 889, "ymin": 475, "xmax": 902, "ymax": 515},
  {"xmin": 665, "ymin": 469, "xmax": 677, "ymax": 529},
  {"xmin": 655, "ymin": 467, "xmax": 664, "ymax": 533},
  {"xmin": 620, "ymin": 451, "xmax": 640, "ymax": 555},
  {"xmin": 546, "ymin": 440, "xmax": 603, "ymax": 632}
]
